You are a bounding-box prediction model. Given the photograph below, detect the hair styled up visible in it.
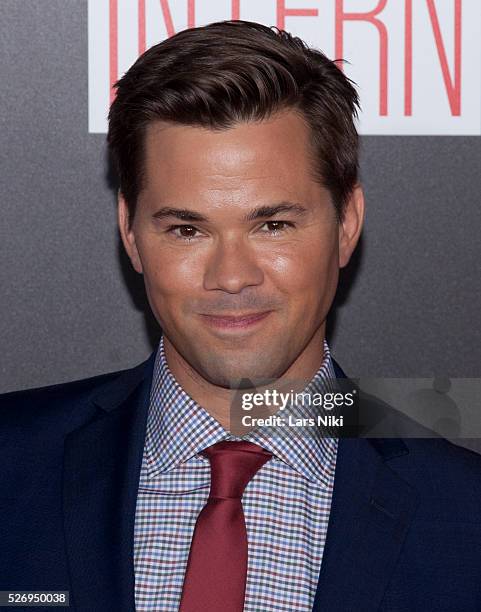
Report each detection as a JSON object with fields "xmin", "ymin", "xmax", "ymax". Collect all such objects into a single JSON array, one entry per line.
[{"xmin": 107, "ymin": 20, "xmax": 360, "ymax": 228}]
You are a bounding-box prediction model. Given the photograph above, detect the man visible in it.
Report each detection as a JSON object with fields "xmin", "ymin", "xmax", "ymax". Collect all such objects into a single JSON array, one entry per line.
[{"xmin": 1, "ymin": 20, "xmax": 481, "ymax": 612}]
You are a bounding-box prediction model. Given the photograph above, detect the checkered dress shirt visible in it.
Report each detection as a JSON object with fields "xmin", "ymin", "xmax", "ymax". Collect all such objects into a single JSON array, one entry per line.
[{"xmin": 134, "ymin": 335, "xmax": 339, "ymax": 611}]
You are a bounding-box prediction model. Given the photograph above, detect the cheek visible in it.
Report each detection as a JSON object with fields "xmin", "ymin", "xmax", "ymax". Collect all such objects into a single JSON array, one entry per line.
[
  {"xmin": 262, "ymin": 238, "xmax": 338, "ymax": 296},
  {"xmin": 140, "ymin": 242, "xmax": 204, "ymax": 299}
]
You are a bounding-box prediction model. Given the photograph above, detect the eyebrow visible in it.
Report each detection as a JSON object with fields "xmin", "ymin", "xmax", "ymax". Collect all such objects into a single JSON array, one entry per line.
[{"xmin": 151, "ymin": 202, "xmax": 308, "ymax": 223}]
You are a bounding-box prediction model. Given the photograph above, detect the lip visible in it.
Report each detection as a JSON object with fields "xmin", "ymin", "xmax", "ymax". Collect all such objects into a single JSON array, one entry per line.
[{"xmin": 199, "ymin": 310, "xmax": 272, "ymax": 330}]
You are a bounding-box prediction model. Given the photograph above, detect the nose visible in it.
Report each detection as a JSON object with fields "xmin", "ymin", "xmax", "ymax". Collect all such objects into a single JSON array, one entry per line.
[{"xmin": 203, "ymin": 236, "xmax": 264, "ymax": 293}]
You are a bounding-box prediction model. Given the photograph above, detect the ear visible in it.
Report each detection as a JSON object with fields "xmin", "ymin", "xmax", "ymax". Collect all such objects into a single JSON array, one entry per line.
[
  {"xmin": 338, "ymin": 184, "xmax": 365, "ymax": 269},
  {"xmin": 118, "ymin": 192, "xmax": 143, "ymax": 274}
]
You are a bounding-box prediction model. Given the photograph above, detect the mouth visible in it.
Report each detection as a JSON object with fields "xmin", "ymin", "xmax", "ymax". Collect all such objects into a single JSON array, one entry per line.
[{"xmin": 198, "ymin": 310, "xmax": 273, "ymax": 331}]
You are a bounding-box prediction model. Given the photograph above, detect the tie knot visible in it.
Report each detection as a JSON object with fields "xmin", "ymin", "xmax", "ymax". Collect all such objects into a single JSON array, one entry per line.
[{"xmin": 202, "ymin": 441, "xmax": 272, "ymax": 500}]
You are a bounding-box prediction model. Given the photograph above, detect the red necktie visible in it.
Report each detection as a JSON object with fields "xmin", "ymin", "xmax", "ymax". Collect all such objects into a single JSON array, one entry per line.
[{"xmin": 178, "ymin": 440, "xmax": 273, "ymax": 612}]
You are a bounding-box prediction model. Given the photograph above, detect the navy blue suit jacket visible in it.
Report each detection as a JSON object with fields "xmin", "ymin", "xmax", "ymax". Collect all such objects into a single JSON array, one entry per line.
[{"xmin": 1, "ymin": 351, "xmax": 481, "ymax": 611}]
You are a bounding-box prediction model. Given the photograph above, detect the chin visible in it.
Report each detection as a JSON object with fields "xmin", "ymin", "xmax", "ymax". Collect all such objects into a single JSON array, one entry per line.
[{"xmin": 197, "ymin": 354, "xmax": 285, "ymax": 389}]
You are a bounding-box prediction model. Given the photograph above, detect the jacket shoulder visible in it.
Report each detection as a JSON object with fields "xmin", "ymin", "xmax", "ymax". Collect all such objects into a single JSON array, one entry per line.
[
  {"xmin": 0, "ymin": 366, "xmax": 135, "ymax": 434},
  {"xmin": 388, "ymin": 437, "xmax": 481, "ymax": 522},
  {"xmin": 403, "ymin": 436, "xmax": 481, "ymax": 479}
]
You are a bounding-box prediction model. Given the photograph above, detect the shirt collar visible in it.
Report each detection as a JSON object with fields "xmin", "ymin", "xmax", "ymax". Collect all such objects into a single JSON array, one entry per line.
[{"xmin": 144, "ymin": 335, "xmax": 338, "ymax": 488}]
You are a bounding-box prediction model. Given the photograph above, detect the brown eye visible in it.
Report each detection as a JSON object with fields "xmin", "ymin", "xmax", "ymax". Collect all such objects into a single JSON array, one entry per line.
[
  {"xmin": 167, "ymin": 224, "xmax": 201, "ymax": 240},
  {"xmin": 178, "ymin": 225, "xmax": 197, "ymax": 238},
  {"xmin": 266, "ymin": 221, "xmax": 284, "ymax": 231},
  {"xmin": 259, "ymin": 221, "xmax": 294, "ymax": 233}
]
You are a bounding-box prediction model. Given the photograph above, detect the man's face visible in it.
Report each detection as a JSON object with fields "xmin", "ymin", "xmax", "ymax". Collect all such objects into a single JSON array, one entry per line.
[{"xmin": 119, "ymin": 111, "xmax": 363, "ymax": 387}]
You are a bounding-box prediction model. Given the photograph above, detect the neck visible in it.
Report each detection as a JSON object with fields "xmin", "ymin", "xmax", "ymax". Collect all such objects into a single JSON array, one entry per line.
[{"xmin": 163, "ymin": 324, "xmax": 327, "ymax": 432}]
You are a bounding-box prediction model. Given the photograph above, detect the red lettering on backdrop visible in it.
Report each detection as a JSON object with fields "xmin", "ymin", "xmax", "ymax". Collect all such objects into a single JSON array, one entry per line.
[
  {"xmin": 139, "ymin": 0, "xmax": 196, "ymax": 54},
  {"xmin": 187, "ymin": 0, "xmax": 196, "ymax": 29},
  {"xmin": 405, "ymin": 0, "xmax": 461, "ymax": 116},
  {"xmin": 158, "ymin": 0, "xmax": 176, "ymax": 37},
  {"xmin": 232, "ymin": 0, "xmax": 240, "ymax": 20},
  {"xmin": 157, "ymin": 0, "xmax": 196, "ymax": 38},
  {"xmin": 109, "ymin": 0, "xmax": 118, "ymax": 104},
  {"xmin": 404, "ymin": 0, "xmax": 413, "ymax": 115},
  {"xmin": 335, "ymin": 0, "xmax": 388, "ymax": 116},
  {"xmin": 111, "ymin": 0, "xmax": 198, "ymax": 101},
  {"xmin": 276, "ymin": 1, "xmax": 319, "ymax": 31},
  {"xmin": 139, "ymin": 0, "xmax": 146, "ymax": 54}
]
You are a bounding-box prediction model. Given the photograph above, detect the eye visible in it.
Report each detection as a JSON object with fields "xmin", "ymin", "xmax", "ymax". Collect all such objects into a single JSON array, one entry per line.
[
  {"xmin": 166, "ymin": 224, "xmax": 201, "ymax": 241},
  {"xmin": 259, "ymin": 220, "xmax": 295, "ymax": 234}
]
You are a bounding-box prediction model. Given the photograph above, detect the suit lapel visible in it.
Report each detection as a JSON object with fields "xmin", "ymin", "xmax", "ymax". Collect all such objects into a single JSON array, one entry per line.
[
  {"xmin": 62, "ymin": 351, "xmax": 156, "ymax": 612},
  {"xmin": 311, "ymin": 361, "xmax": 420, "ymax": 611}
]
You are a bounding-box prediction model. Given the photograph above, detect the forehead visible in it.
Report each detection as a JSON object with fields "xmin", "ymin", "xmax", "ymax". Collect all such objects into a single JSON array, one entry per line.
[{"xmin": 141, "ymin": 111, "xmax": 320, "ymax": 201}]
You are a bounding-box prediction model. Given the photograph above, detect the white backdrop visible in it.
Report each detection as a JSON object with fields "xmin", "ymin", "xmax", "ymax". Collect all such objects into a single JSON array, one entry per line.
[{"xmin": 89, "ymin": 0, "xmax": 481, "ymax": 134}]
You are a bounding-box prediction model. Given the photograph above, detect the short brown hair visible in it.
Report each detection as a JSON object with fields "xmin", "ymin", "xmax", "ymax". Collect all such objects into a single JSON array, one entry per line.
[{"xmin": 107, "ymin": 20, "xmax": 360, "ymax": 228}]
